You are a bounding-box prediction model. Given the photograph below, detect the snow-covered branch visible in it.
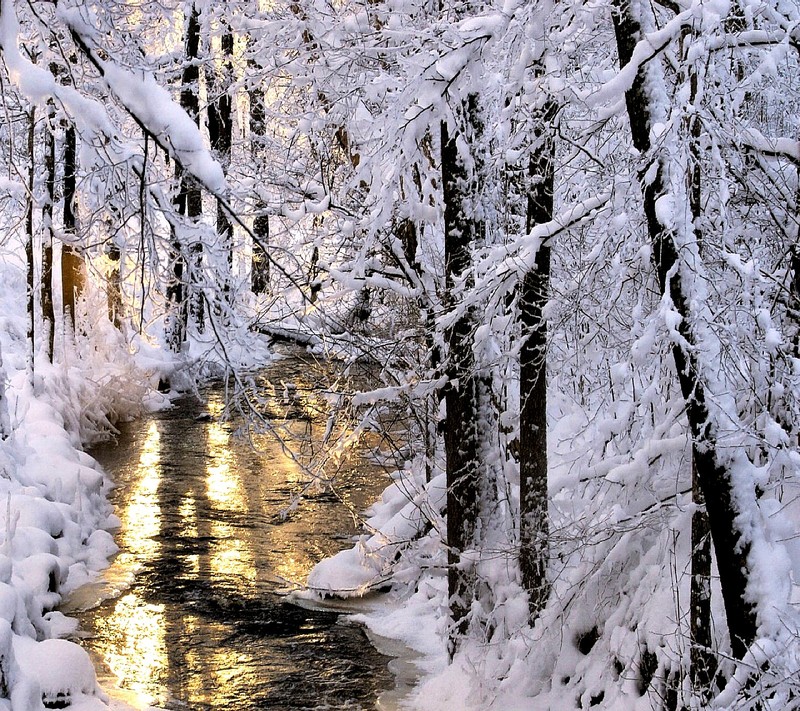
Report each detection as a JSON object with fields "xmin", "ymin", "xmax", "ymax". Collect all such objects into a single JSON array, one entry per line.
[{"xmin": 61, "ymin": 11, "xmax": 225, "ymax": 194}]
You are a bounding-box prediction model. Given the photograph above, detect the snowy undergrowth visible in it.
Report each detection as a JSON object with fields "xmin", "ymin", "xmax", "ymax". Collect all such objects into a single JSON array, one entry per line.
[
  {"xmin": 0, "ymin": 263, "xmax": 164, "ymax": 710},
  {"xmin": 302, "ymin": 449, "xmax": 688, "ymax": 710},
  {"xmin": 303, "ymin": 387, "xmax": 800, "ymax": 711}
]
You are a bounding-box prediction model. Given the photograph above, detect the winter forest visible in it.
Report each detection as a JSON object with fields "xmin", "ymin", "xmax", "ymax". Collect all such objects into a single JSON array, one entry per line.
[{"xmin": 0, "ymin": 0, "xmax": 798, "ymax": 708}]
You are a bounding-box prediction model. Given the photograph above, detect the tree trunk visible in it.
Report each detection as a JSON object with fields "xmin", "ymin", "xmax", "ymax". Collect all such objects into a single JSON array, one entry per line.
[
  {"xmin": 208, "ymin": 26, "xmax": 234, "ymax": 300},
  {"xmin": 518, "ymin": 105, "xmax": 555, "ymax": 620},
  {"xmin": 441, "ymin": 98, "xmax": 483, "ymax": 656},
  {"xmin": 252, "ymin": 206, "xmax": 270, "ymax": 294},
  {"xmin": 62, "ymin": 124, "xmax": 84, "ymax": 331},
  {"xmin": 691, "ymin": 458, "xmax": 716, "ymax": 694},
  {"xmin": 26, "ymin": 108, "xmax": 35, "ymax": 383},
  {"xmin": 107, "ymin": 244, "xmax": 123, "ymax": 328},
  {"xmin": 41, "ymin": 104, "xmax": 55, "ymax": 362},
  {"xmin": 169, "ymin": 1, "xmax": 204, "ymax": 349},
  {"xmin": 248, "ymin": 69, "xmax": 270, "ymax": 294},
  {"xmin": 0, "ymin": 342, "xmax": 10, "ymax": 439},
  {"xmin": 684, "ymin": 51, "xmax": 717, "ymax": 697},
  {"xmin": 612, "ymin": 0, "xmax": 757, "ymax": 659},
  {"xmin": 166, "ymin": 232, "xmax": 187, "ymax": 350}
]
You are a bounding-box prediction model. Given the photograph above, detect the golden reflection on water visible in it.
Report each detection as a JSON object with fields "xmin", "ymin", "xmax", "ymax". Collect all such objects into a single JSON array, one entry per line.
[
  {"xmin": 97, "ymin": 396, "xmax": 265, "ymax": 707},
  {"xmin": 91, "ymin": 420, "xmax": 167, "ymax": 707},
  {"xmin": 93, "ymin": 592, "xmax": 167, "ymax": 707},
  {"xmin": 180, "ymin": 496, "xmax": 200, "ymax": 576},
  {"xmin": 181, "ymin": 615, "xmax": 206, "ymax": 702},
  {"xmin": 274, "ymin": 552, "xmax": 308, "ymax": 589},
  {"xmin": 211, "ymin": 645, "xmax": 254, "ymax": 696},
  {"xmin": 205, "ymin": 394, "xmax": 257, "ymax": 587},
  {"xmin": 178, "ymin": 496, "xmax": 197, "ymax": 537},
  {"xmin": 210, "ymin": 519, "xmax": 257, "ymax": 585},
  {"xmin": 205, "ymin": 411, "xmax": 245, "ymax": 512},
  {"xmin": 122, "ymin": 421, "xmax": 161, "ymax": 560},
  {"xmin": 83, "ymin": 376, "xmax": 392, "ymax": 709}
]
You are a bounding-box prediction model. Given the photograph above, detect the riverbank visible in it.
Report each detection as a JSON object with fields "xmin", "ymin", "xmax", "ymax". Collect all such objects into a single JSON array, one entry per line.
[
  {"xmin": 0, "ymin": 267, "xmax": 163, "ymax": 709},
  {"xmin": 0, "ymin": 260, "xmax": 276, "ymax": 709}
]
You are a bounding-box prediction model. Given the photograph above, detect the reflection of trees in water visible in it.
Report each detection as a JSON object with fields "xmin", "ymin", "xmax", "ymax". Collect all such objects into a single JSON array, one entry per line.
[
  {"xmin": 78, "ymin": 354, "xmax": 394, "ymax": 709},
  {"xmin": 223, "ymin": 346, "xmax": 405, "ymax": 522}
]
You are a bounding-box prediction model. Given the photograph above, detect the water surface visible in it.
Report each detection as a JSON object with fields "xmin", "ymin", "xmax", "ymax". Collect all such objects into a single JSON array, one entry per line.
[{"xmin": 65, "ymin": 351, "xmax": 398, "ymax": 710}]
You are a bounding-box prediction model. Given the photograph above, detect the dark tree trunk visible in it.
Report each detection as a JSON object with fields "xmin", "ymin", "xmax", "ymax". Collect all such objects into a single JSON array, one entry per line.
[
  {"xmin": 166, "ymin": 231, "xmax": 187, "ymax": 351},
  {"xmin": 441, "ymin": 99, "xmax": 483, "ymax": 657},
  {"xmin": 107, "ymin": 244, "xmax": 123, "ymax": 328},
  {"xmin": 252, "ymin": 205, "xmax": 270, "ymax": 295},
  {"xmin": 612, "ymin": 0, "xmax": 757, "ymax": 660},
  {"xmin": 26, "ymin": 108, "xmax": 35, "ymax": 382},
  {"xmin": 519, "ymin": 106, "xmax": 555, "ymax": 620},
  {"xmin": 248, "ymin": 69, "xmax": 270, "ymax": 294},
  {"xmin": 208, "ymin": 27, "xmax": 234, "ymax": 299},
  {"xmin": 42, "ymin": 105, "xmax": 55, "ymax": 362},
  {"xmin": 62, "ymin": 124, "xmax": 84, "ymax": 332},
  {"xmin": 169, "ymin": 1, "xmax": 204, "ymax": 349},
  {"xmin": 691, "ymin": 459, "xmax": 717, "ymax": 694},
  {"xmin": 792, "ymin": 245, "xmax": 800, "ymax": 359},
  {"xmin": 396, "ymin": 213, "xmax": 440, "ymax": 482},
  {"xmin": 0, "ymin": 342, "xmax": 9, "ymax": 439},
  {"xmin": 684, "ymin": 53, "xmax": 717, "ymax": 697}
]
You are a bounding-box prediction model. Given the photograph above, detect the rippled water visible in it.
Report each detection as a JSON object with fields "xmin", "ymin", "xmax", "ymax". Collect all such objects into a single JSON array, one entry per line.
[{"xmin": 63, "ymin": 350, "xmax": 400, "ymax": 710}]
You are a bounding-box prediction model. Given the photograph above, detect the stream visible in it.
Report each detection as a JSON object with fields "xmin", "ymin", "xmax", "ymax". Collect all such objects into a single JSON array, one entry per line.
[{"xmin": 62, "ymin": 349, "xmax": 402, "ymax": 710}]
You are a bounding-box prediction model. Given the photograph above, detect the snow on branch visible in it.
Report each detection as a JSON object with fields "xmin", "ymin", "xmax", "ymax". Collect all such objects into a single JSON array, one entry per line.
[
  {"xmin": 0, "ymin": 0, "xmax": 223, "ymax": 196},
  {"xmin": 587, "ymin": 12, "xmax": 796, "ymax": 115},
  {"xmin": 474, "ymin": 191, "xmax": 612, "ymax": 305},
  {"xmin": 0, "ymin": 0, "xmax": 114, "ymax": 138},
  {"xmin": 706, "ymin": 28, "xmax": 800, "ymax": 53},
  {"xmin": 739, "ymin": 127, "xmax": 800, "ymax": 167},
  {"xmin": 0, "ymin": 0, "xmax": 55, "ymax": 101},
  {"xmin": 60, "ymin": 7, "xmax": 225, "ymax": 195},
  {"xmin": 582, "ymin": 9, "xmax": 693, "ymax": 111},
  {"xmin": 57, "ymin": 8, "xmax": 312, "ymax": 304}
]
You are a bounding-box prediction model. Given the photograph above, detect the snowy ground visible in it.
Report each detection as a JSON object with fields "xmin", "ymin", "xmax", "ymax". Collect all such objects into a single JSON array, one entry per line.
[
  {"xmin": 298, "ymin": 422, "xmax": 800, "ymax": 711},
  {"xmin": 0, "ymin": 347, "xmax": 133, "ymax": 704}
]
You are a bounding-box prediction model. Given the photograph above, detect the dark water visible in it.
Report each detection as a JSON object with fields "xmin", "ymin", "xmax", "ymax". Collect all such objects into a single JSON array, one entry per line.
[{"xmin": 63, "ymin": 351, "xmax": 399, "ymax": 711}]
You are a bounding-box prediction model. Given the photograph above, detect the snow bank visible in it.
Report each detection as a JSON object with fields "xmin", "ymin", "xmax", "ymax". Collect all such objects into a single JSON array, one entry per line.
[
  {"xmin": 305, "ymin": 470, "xmax": 447, "ymax": 597},
  {"xmin": 0, "ymin": 261, "xmax": 154, "ymax": 710},
  {"xmin": 13, "ymin": 637, "xmax": 104, "ymax": 710},
  {"xmin": 299, "ymin": 460, "xmax": 449, "ymax": 697},
  {"xmin": 303, "ymin": 377, "xmax": 800, "ymax": 711}
]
